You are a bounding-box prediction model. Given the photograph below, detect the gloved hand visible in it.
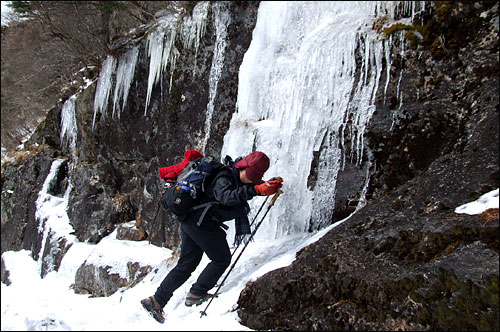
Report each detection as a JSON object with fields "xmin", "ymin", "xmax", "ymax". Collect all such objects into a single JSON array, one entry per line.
[{"xmin": 254, "ymin": 177, "xmax": 283, "ymax": 196}]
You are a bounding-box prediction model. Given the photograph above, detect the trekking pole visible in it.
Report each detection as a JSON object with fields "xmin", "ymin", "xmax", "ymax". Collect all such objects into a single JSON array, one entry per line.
[
  {"xmin": 150, "ymin": 201, "xmax": 160, "ymax": 245},
  {"xmin": 250, "ymin": 195, "xmax": 270, "ymax": 227},
  {"xmin": 230, "ymin": 195, "xmax": 270, "ymax": 256},
  {"xmin": 211, "ymin": 196, "xmax": 269, "ymax": 289},
  {"xmin": 200, "ymin": 189, "xmax": 283, "ymax": 318}
]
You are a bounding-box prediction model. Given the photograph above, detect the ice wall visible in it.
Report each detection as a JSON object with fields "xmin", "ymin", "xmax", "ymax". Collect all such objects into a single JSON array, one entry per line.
[{"xmin": 221, "ymin": 1, "xmax": 426, "ymax": 239}]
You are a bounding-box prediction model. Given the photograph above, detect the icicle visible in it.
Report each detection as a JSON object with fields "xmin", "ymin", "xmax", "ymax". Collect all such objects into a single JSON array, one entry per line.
[
  {"xmin": 164, "ymin": 28, "xmax": 179, "ymax": 97},
  {"xmin": 390, "ymin": 67, "xmax": 404, "ymax": 131},
  {"xmin": 222, "ymin": 2, "xmax": 398, "ymax": 237},
  {"xmin": 383, "ymin": 35, "xmax": 392, "ymax": 105},
  {"xmin": 201, "ymin": 2, "xmax": 231, "ymax": 154},
  {"xmin": 91, "ymin": 1, "xmax": 211, "ymax": 119},
  {"xmin": 181, "ymin": 1, "xmax": 210, "ymax": 76},
  {"xmin": 60, "ymin": 96, "xmax": 77, "ymax": 154},
  {"xmin": 356, "ymin": 155, "xmax": 374, "ymax": 212},
  {"xmin": 143, "ymin": 2, "xmax": 210, "ymax": 114},
  {"xmin": 144, "ymin": 22, "xmax": 167, "ymax": 115},
  {"xmin": 92, "ymin": 56, "xmax": 116, "ymax": 129},
  {"xmin": 144, "ymin": 15, "xmax": 182, "ymax": 115},
  {"xmin": 112, "ymin": 46, "xmax": 139, "ymax": 119}
]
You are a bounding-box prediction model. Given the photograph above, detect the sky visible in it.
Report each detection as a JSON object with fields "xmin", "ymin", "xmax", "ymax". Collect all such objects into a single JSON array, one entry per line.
[{"xmin": 1, "ymin": 159, "xmax": 497, "ymax": 331}]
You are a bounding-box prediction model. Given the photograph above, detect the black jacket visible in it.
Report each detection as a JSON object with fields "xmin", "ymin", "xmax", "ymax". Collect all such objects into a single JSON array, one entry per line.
[
  {"xmin": 179, "ymin": 158, "xmax": 257, "ymax": 226},
  {"xmin": 197, "ymin": 164, "xmax": 257, "ymax": 224}
]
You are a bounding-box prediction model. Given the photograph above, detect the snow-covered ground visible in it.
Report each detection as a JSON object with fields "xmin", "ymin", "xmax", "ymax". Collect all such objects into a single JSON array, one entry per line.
[
  {"xmin": 2, "ymin": 188, "xmax": 497, "ymax": 331},
  {"xmin": 1, "ymin": 217, "xmax": 333, "ymax": 331}
]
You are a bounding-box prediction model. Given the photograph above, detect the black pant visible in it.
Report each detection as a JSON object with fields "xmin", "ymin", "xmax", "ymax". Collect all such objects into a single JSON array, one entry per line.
[{"xmin": 154, "ymin": 217, "xmax": 231, "ymax": 308}]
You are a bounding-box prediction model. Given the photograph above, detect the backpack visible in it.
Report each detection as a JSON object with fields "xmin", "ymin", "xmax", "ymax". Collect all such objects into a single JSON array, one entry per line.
[{"xmin": 160, "ymin": 156, "xmax": 226, "ymax": 225}]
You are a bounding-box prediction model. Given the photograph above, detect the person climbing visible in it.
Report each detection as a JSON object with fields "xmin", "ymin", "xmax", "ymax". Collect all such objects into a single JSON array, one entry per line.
[{"xmin": 141, "ymin": 150, "xmax": 283, "ymax": 324}]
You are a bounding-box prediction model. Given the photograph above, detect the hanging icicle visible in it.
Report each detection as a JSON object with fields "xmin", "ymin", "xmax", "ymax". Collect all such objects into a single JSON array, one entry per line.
[
  {"xmin": 92, "ymin": 2, "xmax": 211, "ymax": 126},
  {"xmin": 221, "ymin": 1, "xmax": 427, "ymax": 238},
  {"xmin": 92, "ymin": 56, "xmax": 116, "ymax": 129},
  {"xmin": 112, "ymin": 46, "xmax": 140, "ymax": 119},
  {"xmin": 60, "ymin": 96, "xmax": 77, "ymax": 154}
]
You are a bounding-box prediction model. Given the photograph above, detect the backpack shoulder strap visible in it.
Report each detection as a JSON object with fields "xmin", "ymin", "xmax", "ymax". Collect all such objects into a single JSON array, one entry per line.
[
  {"xmin": 191, "ymin": 160, "xmax": 231, "ymax": 227},
  {"xmin": 177, "ymin": 157, "xmax": 203, "ymax": 183}
]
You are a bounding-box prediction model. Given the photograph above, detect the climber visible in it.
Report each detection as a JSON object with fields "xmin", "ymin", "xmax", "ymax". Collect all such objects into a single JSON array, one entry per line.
[{"xmin": 141, "ymin": 151, "xmax": 283, "ymax": 324}]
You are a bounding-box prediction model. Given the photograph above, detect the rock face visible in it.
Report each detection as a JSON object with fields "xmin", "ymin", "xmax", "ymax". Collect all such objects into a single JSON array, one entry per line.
[
  {"xmin": 73, "ymin": 261, "xmax": 152, "ymax": 297},
  {"xmin": 1, "ymin": 144, "xmax": 64, "ymax": 269},
  {"xmin": 1, "ymin": 1, "xmax": 259, "ymax": 285},
  {"xmin": 116, "ymin": 220, "xmax": 147, "ymax": 241},
  {"xmin": 0, "ymin": 1, "xmax": 498, "ymax": 330},
  {"xmin": 237, "ymin": 2, "xmax": 499, "ymax": 330},
  {"xmin": 71, "ymin": 221, "xmax": 162, "ymax": 297}
]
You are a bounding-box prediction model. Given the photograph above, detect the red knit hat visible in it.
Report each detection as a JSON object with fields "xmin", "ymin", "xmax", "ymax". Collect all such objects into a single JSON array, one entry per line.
[{"xmin": 235, "ymin": 151, "xmax": 270, "ymax": 183}]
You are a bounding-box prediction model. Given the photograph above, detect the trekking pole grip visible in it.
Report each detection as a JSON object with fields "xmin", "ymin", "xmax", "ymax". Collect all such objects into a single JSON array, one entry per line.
[{"xmin": 269, "ymin": 189, "xmax": 283, "ymax": 206}]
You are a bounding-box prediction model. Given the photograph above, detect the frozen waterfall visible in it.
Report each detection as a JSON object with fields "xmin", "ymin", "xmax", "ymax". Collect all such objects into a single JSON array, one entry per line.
[
  {"xmin": 35, "ymin": 159, "xmax": 76, "ymax": 276},
  {"xmin": 221, "ymin": 1, "xmax": 425, "ymax": 240},
  {"xmin": 91, "ymin": 1, "xmax": 214, "ymax": 125},
  {"xmin": 201, "ymin": 2, "xmax": 232, "ymax": 154},
  {"xmin": 87, "ymin": 0, "xmax": 427, "ymax": 239}
]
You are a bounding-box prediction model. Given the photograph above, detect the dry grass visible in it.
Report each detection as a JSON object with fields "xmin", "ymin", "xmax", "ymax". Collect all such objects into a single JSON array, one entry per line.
[
  {"xmin": 478, "ymin": 208, "xmax": 499, "ymax": 227},
  {"xmin": 1, "ymin": 144, "xmax": 52, "ymax": 173},
  {"xmin": 112, "ymin": 193, "xmax": 132, "ymax": 213}
]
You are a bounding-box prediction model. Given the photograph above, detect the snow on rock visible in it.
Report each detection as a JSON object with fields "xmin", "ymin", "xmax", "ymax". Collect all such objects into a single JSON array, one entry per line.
[{"xmin": 72, "ymin": 227, "xmax": 173, "ymax": 297}]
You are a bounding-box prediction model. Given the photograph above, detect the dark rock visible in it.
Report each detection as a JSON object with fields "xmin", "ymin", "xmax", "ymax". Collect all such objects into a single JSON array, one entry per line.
[
  {"xmin": 1, "ymin": 257, "xmax": 10, "ymax": 286},
  {"xmin": 116, "ymin": 221, "xmax": 147, "ymax": 241},
  {"xmin": 237, "ymin": 2, "xmax": 499, "ymax": 330},
  {"xmin": 1, "ymin": 2, "xmax": 259, "ymax": 282},
  {"xmin": 73, "ymin": 261, "xmax": 152, "ymax": 297}
]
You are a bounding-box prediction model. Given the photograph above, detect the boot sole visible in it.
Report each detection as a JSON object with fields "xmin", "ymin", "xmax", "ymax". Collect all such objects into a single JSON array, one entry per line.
[{"xmin": 185, "ymin": 300, "xmax": 204, "ymax": 307}]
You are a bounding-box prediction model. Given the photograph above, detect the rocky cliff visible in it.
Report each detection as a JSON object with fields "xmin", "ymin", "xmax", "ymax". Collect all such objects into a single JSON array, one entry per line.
[
  {"xmin": 2, "ymin": 1, "xmax": 259, "ymax": 278},
  {"xmin": 237, "ymin": 2, "xmax": 499, "ymax": 330},
  {"xmin": 1, "ymin": 1, "xmax": 498, "ymax": 330}
]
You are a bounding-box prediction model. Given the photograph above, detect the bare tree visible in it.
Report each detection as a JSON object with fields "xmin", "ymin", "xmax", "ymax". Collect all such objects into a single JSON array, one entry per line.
[{"xmin": 1, "ymin": 1, "xmax": 174, "ymax": 149}]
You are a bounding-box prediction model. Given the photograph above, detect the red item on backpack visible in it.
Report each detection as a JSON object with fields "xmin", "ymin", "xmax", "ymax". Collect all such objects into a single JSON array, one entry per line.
[{"xmin": 158, "ymin": 149, "xmax": 204, "ymax": 180}]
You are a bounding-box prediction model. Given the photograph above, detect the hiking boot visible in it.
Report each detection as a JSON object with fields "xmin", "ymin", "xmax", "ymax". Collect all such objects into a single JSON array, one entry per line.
[
  {"xmin": 140, "ymin": 296, "xmax": 165, "ymax": 324},
  {"xmin": 184, "ymin": 291, "xmax": 215, "ymax": 307}
]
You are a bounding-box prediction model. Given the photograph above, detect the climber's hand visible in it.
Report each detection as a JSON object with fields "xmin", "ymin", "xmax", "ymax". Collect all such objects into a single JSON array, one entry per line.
[{"xmin": 254, "ymin": 177, "xmax": 283, "ymax": 196}]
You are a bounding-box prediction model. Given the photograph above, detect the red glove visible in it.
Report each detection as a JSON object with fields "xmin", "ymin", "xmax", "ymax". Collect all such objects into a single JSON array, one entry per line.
[{"xmin": 254, "ymin": 177, "xmax": 283, "ymax": 196}]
